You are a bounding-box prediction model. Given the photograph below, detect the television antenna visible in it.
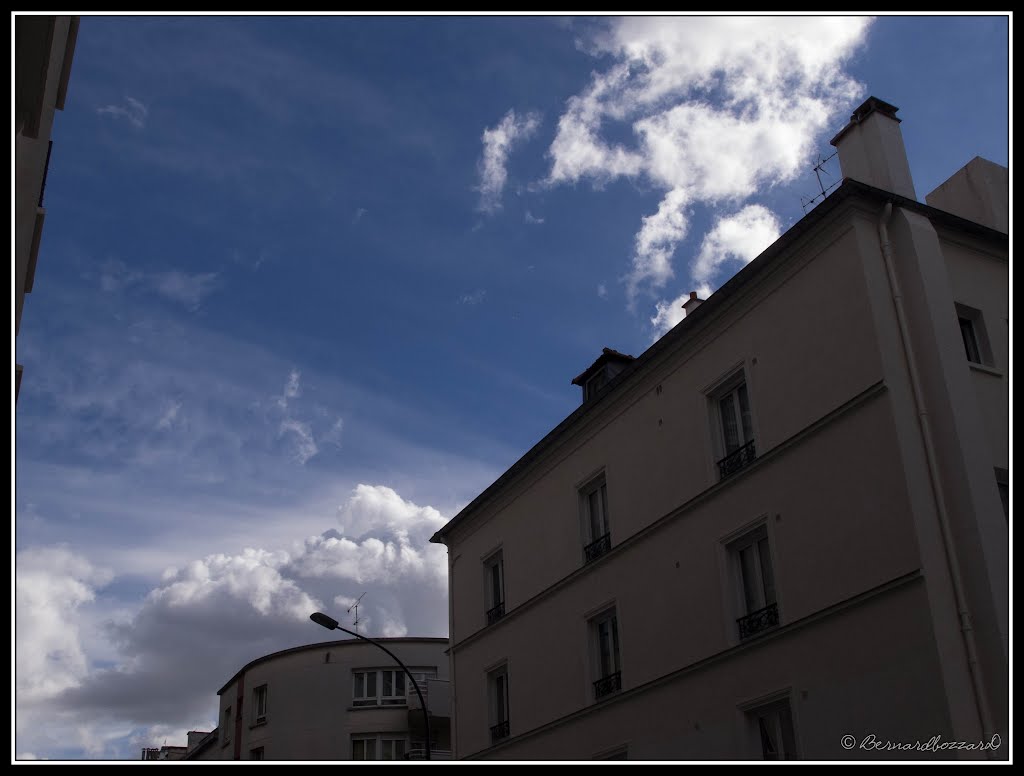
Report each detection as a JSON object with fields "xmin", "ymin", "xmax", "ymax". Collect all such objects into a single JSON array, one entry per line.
[
  {"xmin": 347, "ymin": 592, "xmax": 367, "ymax": 633},
  {"xmin": 800, "ymin": 150, "xmax": 841, "ymax": 213}
]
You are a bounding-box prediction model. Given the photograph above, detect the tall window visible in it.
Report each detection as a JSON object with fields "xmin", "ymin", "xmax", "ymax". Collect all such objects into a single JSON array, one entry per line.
[
  {"xmin": 222, "ymin": 706, "xmax": 232, "ymax": 744},
  {"xmin": 250, "ymin": 747, "xmax": 265, "ymax": 760},
  {"xmin": 353, "ymin": 669, "xmax": 407, "ymax": 707},
  {"xmin": 590, "ymin": 608, "xmax": 622, "ymax": 700},
  {"xmin": 730, "ymin": 526, "xmax": 779, "ymax": 640},
  {"xmin": 748, "ymin": 698, "xmax": 798, "ymax": 760},
  {"xmin": 955, "ymin": 302, "xmax": 993, "ymax": 366},
  {"xmin": 488, "ymin": 665, "xmax": 510, "ymax": 743},
  {"xmin": 484, "ymin": 550, "xmax": 505, "ymax": 625},
  {"xmin": 581, "ymin": 474, "xmax": 611, "ymax": 563},
  {"xmin": 711, "ymin": 372, "xmax": 757, "ymax": 479},
  {"xmin": 253, "ymin": 684, "xmax": 268, "ymax": 724}
]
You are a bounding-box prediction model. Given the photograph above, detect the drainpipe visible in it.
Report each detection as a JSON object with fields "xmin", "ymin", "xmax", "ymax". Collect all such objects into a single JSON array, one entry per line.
[{"xmin": 876, "ymin": 201, "xmax": 995, "ymax": 753}]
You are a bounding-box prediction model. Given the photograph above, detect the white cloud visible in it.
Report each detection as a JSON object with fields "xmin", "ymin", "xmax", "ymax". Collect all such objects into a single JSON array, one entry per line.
[
  {"xmin": 649, "ymin": 282, "xmax": 715, "ymax": 341},
  {"xmin": 277, "ymin": 368, "xmax": 302, "ymax": 409},
  {"xmin": 692, "ymin": 204, "xmax": 782, "ymax": 285},
  {"xmin": 352, "ymin": 207, "xmax": 368, "ymax": 223},
  {"xmin": 96, "ymin": 96, "xmax": 148, "ymax": 129},
  {"xmin": 279, "ymin": 418, "xmax": 318, "ymax": 465},
  {"xmin": 628, "ymin": 187, "xmax": 691, "ymax": 302},
  {"xmin": 15, "ymin": 547, "xmax": 114, "ymax": 703},
  {"xmin": 597, "ymin": 283, "xmax": 608, "ymax": 299},
  {"xmin": 543, "ymin": 17, "xmax": 870, "ymax": 302},
  {"xmin": 152, "ymin": 271, "xmax": 219, "ymax": 311},
  {"xmin": 14, "ymin": 484, "xmax": 450, "ymax": 759},
  {"xmin": 524, "ymin": 210, "xmax": 545, "ymax": 224},
  {"xmin": 458, "ymin": 289, "xmax": 487, "ymax": 305},
  {"xmin": 476, "ymin": 109, "xmax": 541, "ymax": 213},
  {"xmin": 155, "ymin": 400, "xmax": 181, "ymax": 430}
]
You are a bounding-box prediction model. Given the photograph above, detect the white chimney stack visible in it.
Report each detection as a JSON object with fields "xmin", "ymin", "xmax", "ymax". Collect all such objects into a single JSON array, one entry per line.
[
  {"xmin": 682, "ymin": 291, "xmax": 704, "ymax": 316},
  {"xmin": 830, "ymin": 97, "xmax": 917, "ymax": 201}
]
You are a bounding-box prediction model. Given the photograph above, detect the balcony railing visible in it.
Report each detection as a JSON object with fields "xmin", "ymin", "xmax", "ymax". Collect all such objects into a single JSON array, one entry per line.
[
  {"xmin": 490, "ymin": 720, "xmax": 510, "ymax": 743},
  {"xmin": 584, "ymin": 532, "xmax": 612, "ymax": 564},
  {"xmin": 717, "ymin": 440, "xmax": 756, "ymax": 480},
  {"xmin": 737, "ymin": 602, "xmax": 779, "ymax": 640},
  {"xmin": 593, "ymin": 671, "xmax": 621, "ymax": 700},
  {"xmin": 486, "ymin": 601, "xmax": 505, "ymax": 626}
]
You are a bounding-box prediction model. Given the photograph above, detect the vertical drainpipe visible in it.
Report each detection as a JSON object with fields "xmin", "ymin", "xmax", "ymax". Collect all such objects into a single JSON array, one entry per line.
[
  {"xmin": 234, "ymin": 673, "xmax": 245, "ymax": 760},
  {"xmin": 446, "ymin": 547, "xmax": 458, "ymax": 759},
  {"xmin": 876, "ymin": 201, "xmax": 995, "ymax": 754}
]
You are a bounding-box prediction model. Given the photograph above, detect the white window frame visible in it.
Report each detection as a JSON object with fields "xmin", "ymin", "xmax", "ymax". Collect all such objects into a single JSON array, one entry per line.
[
  {"xmin": 252, "ymin": 684, "xmax": 268, "ymax": 725},
  {"xmin": 955, "ymin": 302, "xmax": 993, "ymax": 366},
  {"xmin": 589, "ymin": 607, "xmax": 622, "ymax": 699},
  {"xmin": 580, "ymin": 473, "xmax": 610, "ymax": 547},
  {"xmin": 487, "ymin": 663, "xmax": 510, "ymax": 740},
  {"xmin": 483, "ymin": 549, "xmax": 505, "ymax": 621},
  {"xmin": 743, "ymin": 696, "xmax": 798, "ymax": 760},
  {"xmin": 352, "ymin": 669, "xmax": 408, "ymax": 707},
  {"xmin": 716, "ymin": 376, "xmax": 755, "ymax": 457}
]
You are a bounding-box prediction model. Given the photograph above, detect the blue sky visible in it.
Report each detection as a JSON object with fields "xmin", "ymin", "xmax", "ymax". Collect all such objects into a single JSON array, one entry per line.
[{"xmin": 13, "ymin": 13, "xmax": 1009, "ymax": 760}]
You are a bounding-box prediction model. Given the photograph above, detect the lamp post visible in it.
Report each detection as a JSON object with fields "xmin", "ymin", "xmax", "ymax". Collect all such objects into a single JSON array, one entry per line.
[{"xmin": 310, "ymin": 612, "xmax": 431, "ymax": 761}]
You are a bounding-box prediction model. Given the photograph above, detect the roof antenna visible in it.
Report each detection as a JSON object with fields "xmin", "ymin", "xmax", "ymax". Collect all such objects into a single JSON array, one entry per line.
[
  {"xmin": 347, "ymin": 592, "xmax": 367, "ymax": 634},
  {"xmin": 800, "ymin": 150, "xmax": 841, "ymax": 213}
]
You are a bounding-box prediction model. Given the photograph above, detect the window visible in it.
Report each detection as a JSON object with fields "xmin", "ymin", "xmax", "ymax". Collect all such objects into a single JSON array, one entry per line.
[
  {"xmin": 729, "ymin": 526, "xmax": 779, "ymax": 640},
  {"xmin": 249, "ymin": 747, "xmax": 264, "ymax": 760},
  {"xmin": 748, "ymin": 698, "xmax": 798, "ymax": 760},
  {"xmin": 589, "ymin": 608, "xmax": 622, "ymax": 700},
  {"xmin": 995, "ymin": 468, "xmax": 1009, "ymax": 522},
  {"xmin": 222, "ymin": 706, "xmax": 232, "ymax": 744},
  {"xmin": 484, "ymin": 550, "xmax": 505, "ymax": 625},
  {"xmin": 581, "ymin": 474, "xmax": 612, "ymax": 563},
  {"xmin": 488, "ymin": 665, "xmax": 510, "ymax": 743},
  {"xmin": 711, "ymin": 373, "xmax": 757, "ymax": 479},
  {"xmin": 353, "ymin": 669, "xmax": 407, "ymax": 707},
  {"xmin": 253, "ymin": 684, "xmax": 268, "ymax": 725},
  {"xmin": 352, "ymin": 735, "xmax": 407, "ymax": 761},
  {"xmin": 955, "ymin": 303, "xmax": 993, "ymax": 366},
  {"xmin": 584, "ymin": 370, "xmax": 609, "ymax": 401}
]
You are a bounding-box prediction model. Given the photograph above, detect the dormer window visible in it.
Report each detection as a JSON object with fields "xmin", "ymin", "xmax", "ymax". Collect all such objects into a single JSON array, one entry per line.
[{"xmin": 572, "ymin": 348, "xmax": 635, "ymax": 404}]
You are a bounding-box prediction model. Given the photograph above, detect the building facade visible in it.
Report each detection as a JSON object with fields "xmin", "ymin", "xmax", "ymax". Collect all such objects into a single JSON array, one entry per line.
[
  {"xmin": 431, "ymin": 98, "xmax": 1008, "ymax": 761},
  {"xmin": 15, "ymin": 15, "xmax": 80, "ymax": 399},
  {"xmin": 188, "ymin": 638, "xmax": 451, "ymax": 761}
]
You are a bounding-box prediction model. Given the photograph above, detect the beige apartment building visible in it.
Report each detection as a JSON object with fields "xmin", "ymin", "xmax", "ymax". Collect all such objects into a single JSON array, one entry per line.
[
  {"xmin": 15, "ymin": 15, "xmax": 80, "ymax": 399},
  {"xmin": 431, "ymin": 97, "xmax": 1008, "ymax": 760},
  {"xmin": 185, "ymin": 638, "xmax": 451, "ymax": 760}
]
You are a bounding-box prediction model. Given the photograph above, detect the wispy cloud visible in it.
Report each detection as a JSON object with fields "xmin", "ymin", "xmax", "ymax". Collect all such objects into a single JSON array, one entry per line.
[
  {"xmin": 352, "ymin": 207, "xmax": 368, "ymax": 224},
  {"xmin": 152, "ymin": 271, "xmax": 220, "ymax": 311},
  {"xmin": 155, "ymin": 400, "xmax": 181, "ymax": 431},
  {"xmin": 524, "ymin": 210, "xmax": 545, "ymax": 225},
  {"xmin": 476, "ymin": 109, "xmax": 541, "ymax": 214},
  {"xmin": 96, "ymin": 96, "xmax": 148, "ymax": 129},
  {"xmin": 279, "ymin": 418, "xmax": 318, "ymax": 465},
  {"xmin": 96, "ymin": 260, "xmax": 219, "ymax": 312},
  {"xmin": 597, "ymin": 283, "xmax": 608, "ymax": 299},
  {"xmin": 540, "ymin": 17, "xmax": 870, "ymax": 312},
  {"xmin": 458, "ymin": 289, "xmax": 487, "ymax": 305}
]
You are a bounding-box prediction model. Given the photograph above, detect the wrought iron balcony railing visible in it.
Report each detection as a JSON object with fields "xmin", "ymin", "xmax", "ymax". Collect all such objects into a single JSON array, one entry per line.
[
  {"xmin": 737, "ymin": 602, "xmax": 779, "ymax": 640},
  {"xmin": 717, "ymin": 440, "xmax": 756, "ymax": 480},
  {"xmin": 490, "ymin": 720, "xmax": 510, "ymax": 743},
  {"xmin": 593, "ymin": 671, "xmax": 622, "ymax": 700},
  {"xmin": 584, "ymin": 532, "xmax": 612, "ymax": 564},
  {"xmin": 486, "ymin": 601, "xmax": 505, "ymax": 626}
]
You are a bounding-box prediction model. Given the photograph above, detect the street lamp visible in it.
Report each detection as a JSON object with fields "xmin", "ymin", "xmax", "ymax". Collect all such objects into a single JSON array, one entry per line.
[{"xmin": 309, "ymin": 611, "xmax": 432, "ymax": 761}]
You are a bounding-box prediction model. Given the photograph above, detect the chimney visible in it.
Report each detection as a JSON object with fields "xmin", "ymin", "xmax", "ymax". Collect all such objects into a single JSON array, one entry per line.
[
  {"xmin": 925, "ymin": 156, "xmax": 1008, "ymax": 234},
  {"xmin": 830, "ymin": 97, "xmax": 917, "ymax": 201},
  {"xmin": 682, "ymin": 291, "xmax": 704, "ymax": 316}
]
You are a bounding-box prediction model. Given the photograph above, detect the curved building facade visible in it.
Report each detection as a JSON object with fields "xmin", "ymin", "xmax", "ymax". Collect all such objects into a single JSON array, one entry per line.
[{"xmin": 196, "ymin": 638, "xmax": 450, "ymax": 761}]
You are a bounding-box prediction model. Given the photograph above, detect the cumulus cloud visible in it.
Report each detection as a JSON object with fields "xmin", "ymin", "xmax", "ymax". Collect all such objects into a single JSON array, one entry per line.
[
  {"xmin": 541, "ymin": 17, "xmax": 869, "ymax": 308},
  {"xmin": 692, "ymin": 204, "xmax": 782, "ymax": 285},
  {"xmin": 15, "ymin": 547, "xmax": 114, "ymax": 703},
  {"xmin": 649, "ymin": 283, "xmax": 714, "ymax": 340},
  {"xmin": 476, "ymin": 109, "xmax": 541, "ymax": 213},
  {"xmin": 96, "ymin": 96, "xmax": 148, "ymax": 129},
  {"xmin": 15, "ymin": 485, "xmax": 450, "ymax": 759}
]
